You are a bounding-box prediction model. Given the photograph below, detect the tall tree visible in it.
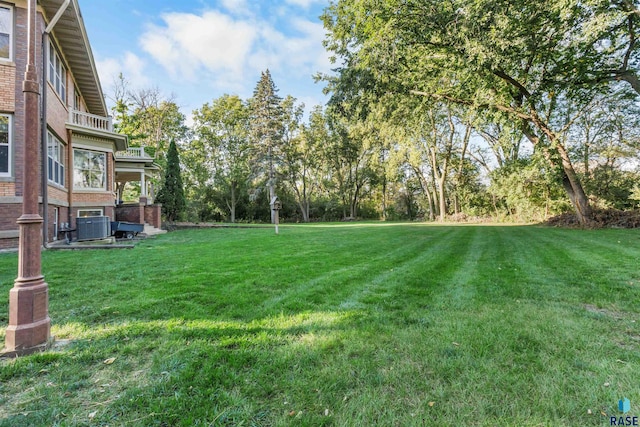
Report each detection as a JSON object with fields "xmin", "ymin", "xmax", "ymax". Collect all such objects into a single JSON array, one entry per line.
[
  {"xmin": 188, "ymin": 95, "xmax": 251, "ymax": 223},
  {"xmin": 249, "ymin": 70, "xmax": 284, "ymax": 224},
  {"xmin": 324, "ymin": 109, "xmax": 375, "ymax": 219},
  {"xmin": 280, "ymin": 98, "xmax": 321, "ymax": 222},
  {"xmin": 156, "ymin": 140, "xmax": 186, "ymax": 222}
]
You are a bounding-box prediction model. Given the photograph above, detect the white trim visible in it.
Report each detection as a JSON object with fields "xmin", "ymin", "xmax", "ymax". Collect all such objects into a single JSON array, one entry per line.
[
  {"xmin": 47, "ymin": 40, "xmax": 67, "ymax": 104},
  {"xmin": 47, "ymin": 131, "xmax": 65, "ymax": 186},
  {"xmin": 53, "ymin": 207, "xmax": 59, "ymax": 241},
  {"xmin": 0, "ymin": 4, "xmax": 13, "ymax": 62},
  {"xmin": 0, "ymin": 113, "xmax": 11, "ymax": 177},
  {"xmin": 72, "ymin": 141, "xmax": 114, "ymax": 153},
  {"xmin": 73, "ymin": 148, "xmax": 107, "ymax": 191}
]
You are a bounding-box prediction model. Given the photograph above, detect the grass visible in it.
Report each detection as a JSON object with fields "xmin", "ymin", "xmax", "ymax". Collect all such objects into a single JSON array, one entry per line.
[{"xmin": 0, "ymin": 223, "xmax": 638, "ymax": 426}]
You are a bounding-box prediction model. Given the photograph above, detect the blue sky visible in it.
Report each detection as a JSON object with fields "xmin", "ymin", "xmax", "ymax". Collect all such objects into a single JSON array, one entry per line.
[{"xmin": 77, "ymin": 0, "xmax": 332, "ymax": 119}]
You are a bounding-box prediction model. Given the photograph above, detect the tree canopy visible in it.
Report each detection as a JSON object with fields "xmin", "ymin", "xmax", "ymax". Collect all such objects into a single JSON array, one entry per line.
[{"xmin": 320, "ymin": 0, "xmax": 640, "ymax": 223}]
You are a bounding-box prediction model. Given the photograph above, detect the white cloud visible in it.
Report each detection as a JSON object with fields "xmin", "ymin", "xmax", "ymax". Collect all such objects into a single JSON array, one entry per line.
[
  {"xmin": 139, "ymin": 10, "xmax": 256, "ymax": 82},
  {"xmin": 284, "ymin": 0, "xmax": 325, "ymax": 8},
  {"xmin": 220, "ymin": 0, "xmax": 250, "ymax": 15},
  {"xmin": 137, "ymin": 8, "xmax": 330, "ymax": 91}
]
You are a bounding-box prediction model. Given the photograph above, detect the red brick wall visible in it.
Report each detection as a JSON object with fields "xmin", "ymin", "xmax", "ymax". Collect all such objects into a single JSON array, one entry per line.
[
  {"xmin": 46, "ymin": 84, "xmax": 68, "ymax": 141},
  {"xmin": 0, "ymin": 202, "xmax": 19, "ymax": 230},
  {"xmin": 48, "ymin": 185, "xmax": 68, "ymax": 203},
  {"xmin": 0, "ymin": 182, "xmax": 16, "ymax": 196},
  {"xmin": 0, "ymin": 237, "xmax": 18, "ymax": 250},
  {"xmin": 73, "ymin": 192, "xmax": 115, "ymax": 205},
  {"xmin": 144, "ymin": 204, "xmax": 162, "ymax": 228},
  {"xmin": 115, "ymin": 203, "xmax": 144, "ymax": 223},
  {"xmin": 0, "ymin": 63, "xmax": 15, "ymax": 111},
  {"xmin": 0, "ymin": 201, "xmax": 20, "ymax": 249}
]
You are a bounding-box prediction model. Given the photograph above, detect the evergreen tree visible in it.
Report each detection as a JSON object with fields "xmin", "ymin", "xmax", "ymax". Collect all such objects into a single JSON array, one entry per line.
[
  {"xmin": 156, "ymin": 140, "xmax": 186, "ymax": 222},
  {"xmin": 249, "ymin": 69, "xmax": 283, "ymax": 223}
]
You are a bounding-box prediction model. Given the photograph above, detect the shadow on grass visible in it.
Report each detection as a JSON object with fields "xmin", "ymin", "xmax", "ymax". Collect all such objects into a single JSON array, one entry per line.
[{"xmin": 1, "ymin": 309, "xmax": 379, "ymax": 426}]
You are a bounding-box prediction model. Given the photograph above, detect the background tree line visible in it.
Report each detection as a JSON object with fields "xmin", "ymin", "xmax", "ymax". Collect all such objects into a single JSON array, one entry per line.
[{"xmin": 111, "ymin": 0, "xmax": 640, "ymax": 224}]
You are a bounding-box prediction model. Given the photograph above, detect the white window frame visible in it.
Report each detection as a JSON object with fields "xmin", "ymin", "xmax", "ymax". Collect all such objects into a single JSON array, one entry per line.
[
  {"xmin": 73, "ymin": 148, "xmax": 107, "ymax": 190},
  {"xmin": 0, "ymin": 5, "xmax": 12, "ymax": 61},
  {"xmin": 78, "ymin": 209, "xmax": 103, "ymax": 218},
  {"xmin": 74, "ymin": 84, "xmax": 81, "ymax": 111},
  {"xmin": 0, "ymin": 113, "xmax": 11, "ymax": 177},
  {"xmin": 48, "ymin": 41, "xmax": 66, "ymax": 103},
  {"xmin": 47, "ymin": 131, "xmax": 65, "ymax": 186}
]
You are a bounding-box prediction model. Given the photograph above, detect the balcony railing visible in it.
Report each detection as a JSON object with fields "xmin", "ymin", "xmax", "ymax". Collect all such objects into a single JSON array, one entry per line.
[
  {"xmin": 69, "ymin": 109, "xmax": 113, "ymax": 133},
  {"xmin": 115, "ymin": 146, "xmax": 153, "ymax": 159}
]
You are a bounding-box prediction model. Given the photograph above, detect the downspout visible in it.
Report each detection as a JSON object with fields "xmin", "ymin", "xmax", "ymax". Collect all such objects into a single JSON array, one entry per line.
[{"xmin": 41, "ymin": 0, "xmax": 71, "ymax": 248}]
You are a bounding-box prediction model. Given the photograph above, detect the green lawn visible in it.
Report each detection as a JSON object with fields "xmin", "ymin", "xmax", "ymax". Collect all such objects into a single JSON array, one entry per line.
[{"xmin": 0, "ymin": 224, "xmax": 639, "ymax": 426}]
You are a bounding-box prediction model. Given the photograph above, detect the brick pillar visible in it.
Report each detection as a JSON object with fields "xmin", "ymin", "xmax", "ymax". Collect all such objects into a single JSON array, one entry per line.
[{"xmin": 3, "ymin": 0, "xmax": 51, "ymax": 355}]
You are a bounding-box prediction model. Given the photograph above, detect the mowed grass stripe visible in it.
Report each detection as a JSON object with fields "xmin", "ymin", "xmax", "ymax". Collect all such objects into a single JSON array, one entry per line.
[
  {"xmin": 255, "ymin": 225, "xmax": 455, "ymax": 312},
  {"xmin": 0, "ymin": 224, "xmax": 639, "ymax": 427}
]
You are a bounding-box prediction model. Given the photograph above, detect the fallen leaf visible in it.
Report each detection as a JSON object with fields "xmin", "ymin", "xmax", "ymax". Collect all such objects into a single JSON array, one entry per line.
[
  {"xmin": 288, "ymin": 411, "xmax": 296, "ymax": 417},
  {"xmin": 601, "ymin": 411, "xmax": 607, "ymax": 416},
  {"xmin": 103, "ymin": 357, "xmax": 116, "ymax": 365},
  {"xmin": 428, "ymin": 401, "xmax": 435, "ymax": 407},
  {"xmin": 452, "ymin": 342, "xmax": 460, "ymax": 346}
]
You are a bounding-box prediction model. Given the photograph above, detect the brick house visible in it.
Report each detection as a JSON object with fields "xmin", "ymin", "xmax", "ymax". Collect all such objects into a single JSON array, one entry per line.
[{"xmin": 0, "ymin": 0, "xmax": 159, "ymax": 249}]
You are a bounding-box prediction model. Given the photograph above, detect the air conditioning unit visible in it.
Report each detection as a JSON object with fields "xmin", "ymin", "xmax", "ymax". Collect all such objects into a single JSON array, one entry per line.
[{"xmin": 76, "ymin": 216, "xmax": 111, "ymax": 240}]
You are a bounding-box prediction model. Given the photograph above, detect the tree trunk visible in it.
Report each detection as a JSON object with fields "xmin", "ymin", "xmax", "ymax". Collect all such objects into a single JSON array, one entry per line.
[
  {"xmin": 350, "ymin": 185, "xmax": 360, "ymax": 218},
  {"xmin": 381, "ymin": 175, "xmax": 387, "ymax": 221},
  {"xmin": 297, "ymin": 198, "xmax": 310, "ymax": 223},
  {"xmin": 230, "ymin": 182, "xmax": 236, "ymax": 223},
  {"xmin": 556, "ymin": 143, "xmax": 592, "ymax": 224},
  {"xmin": 437, "ymin": 176, "xmax": 446, "ymax": 222},
  {"xmin": 268, "ymin": 146, "xmax": 276, "ymax": 224},
  {"xmin": 523, "ymin": 123, "xmax": 592, "ymax": 224}
]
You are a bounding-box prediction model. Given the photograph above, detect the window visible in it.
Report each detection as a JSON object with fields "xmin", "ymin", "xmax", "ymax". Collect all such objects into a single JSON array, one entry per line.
[
  {"xmin": 48, "ymin": 42, "xmax": 66, "ymax": 102},
  {"xmin": 78, "ymin": 209, "xmax": 103, "ymax": 217},
  {"xmin": 74, "ymin": 85, "xmax": 81, "ymax": 111},
  {"xmin": 0, "ymin": 6, "xmax": 12, "ymax": 60},
  {"xmin": 47, "ymin": 132, "xmax": 65, "ymax": 186},
  {"xmin": 0, "ymin": 114, "xmax": 11, "ymax": 176},
  {"xmin": 73, "ymin": 149, "xmax": 106, "ymax": 190}
]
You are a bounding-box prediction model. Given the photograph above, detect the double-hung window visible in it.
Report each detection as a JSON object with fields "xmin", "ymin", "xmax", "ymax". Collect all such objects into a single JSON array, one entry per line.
[
  {"xmin": 0, "ymin": 5, "xmax": 12, "ymax": 61},
  {"xmin": 48, "ymin": 42, "xmax": 66, "ymax": 102},
  {"xmin": 73, "ymin": 149, "xmax": 106, "ymax": 190},
  {"xmin": 47, "ymin": 132, "xmax": 65, "ymax": 186},
  {"xmin": 0, "ymin": 114, "xmax": 11, "ymax": 177}
]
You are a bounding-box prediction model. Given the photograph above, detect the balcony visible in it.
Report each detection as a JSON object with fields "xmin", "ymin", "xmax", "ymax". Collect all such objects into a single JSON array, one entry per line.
[
  {"xmin": 68, "ymin": 109, "xmax": 113, "ymax": 132},
  {"xmin": 67, "ymin": 109, "xmax": 127, "ymax": 151},
  {"xmin": 115, "ymin": 146, "xmax": 154, "ymax": 160}
]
